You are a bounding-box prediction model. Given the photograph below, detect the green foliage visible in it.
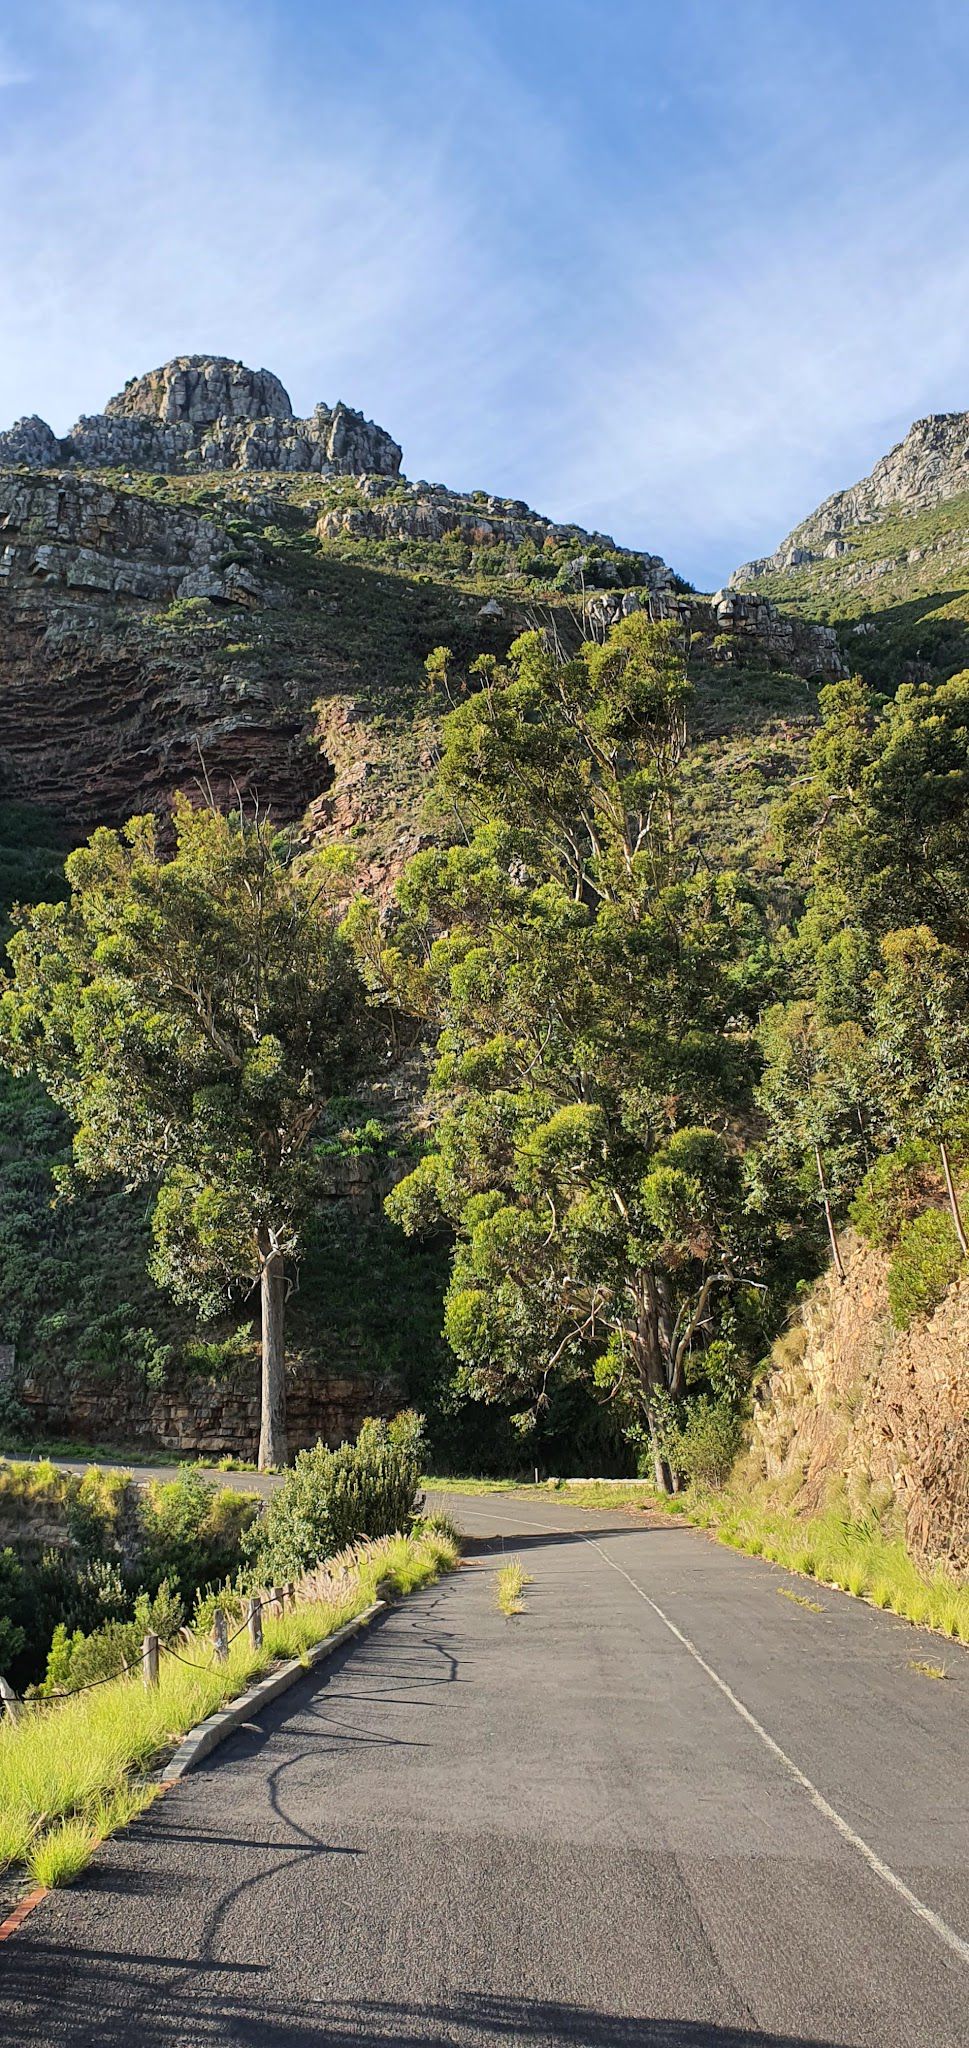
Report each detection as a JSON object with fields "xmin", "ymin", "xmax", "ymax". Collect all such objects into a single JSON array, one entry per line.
[
  {"xmin": 850, "ymin": 1141, "xmax": 943, "ymax": 1248},
  {"xmin": 0, "ymin": 1546, "xmax": 29, "ymax": 1670},
  {"xmin": 885, "ymin": 1210, "xmax": 965, "ymax": 1330},
  {"xmin": 381, "ymin": 618, "xmax": 780, "ymax": 1479},
  {"xmin": 244, "ymin": 1413, "xmax": 425, "ymax": 1583},
  {"xmin": 652, "ymin": 1394, "xmax": 743, "ymax": 1489},
  {"xmin": 137, "ymin": 1471, "xmax": 259, "ymax": 1604},
  {"xmin": 0, "ymin": 800, "xmax": 383, "ymax": 1464},
  {"xmin": 40, "ymin": 1581, "xmax": 185, "ymax": 1694}
]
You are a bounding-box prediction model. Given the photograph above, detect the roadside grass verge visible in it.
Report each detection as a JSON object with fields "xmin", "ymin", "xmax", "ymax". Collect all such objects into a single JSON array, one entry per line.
[
  {"xmin": 0, "ymin": 1525, "xmax": 457, "ymax": 1889},
  {"xmin": 494, "ymin": 1559, "xmax": 532, "ymax": 1616},
  {"xmin": 537, "ymin": 1480, "xmax": 662, "ymax": 1513},
  {"xmin": 685, "ymin": 1493, "xmax": 969, "ymax": 1646},
  {"xmin": 423, "ymin": 1475, "xmax": 524, "ymax": 1495}
]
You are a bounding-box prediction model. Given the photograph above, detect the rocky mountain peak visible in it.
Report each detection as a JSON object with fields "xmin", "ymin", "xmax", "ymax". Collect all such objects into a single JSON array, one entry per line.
[
  {"xmin": 0, "ymin": 356, "xmax": 401, "ymax": 479},
  {"xmin": 731, "ymin": 408, "xmax": 969, "ymax": 586},
  {"xmin": 104, "ymin": 356, "xmax": 294, "ymax": 428}
]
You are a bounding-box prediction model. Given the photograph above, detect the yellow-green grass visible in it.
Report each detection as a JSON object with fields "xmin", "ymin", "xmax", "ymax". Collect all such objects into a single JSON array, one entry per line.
[
  {"xmin": 0, "ymin": 1527, "xmax": 457, "ymax": 1887},
  {"xmin": 537, "ymin": 1480, "xmax": 663, "ymax": 1513},
  {"xmin": 688, "ymin": 1494, "xmax": 969, "ymax": 1645},
  {"xmin": 423, "ymin": 1475, "xmax": 524, "ymax": 1495},
  {"xmin": 425, "ymin": 1476, "xmax": 663, "ymax": 1511},
  {"xmin": 494, "ymin": 1558, "xmax": 532, "ymax": 1616}
]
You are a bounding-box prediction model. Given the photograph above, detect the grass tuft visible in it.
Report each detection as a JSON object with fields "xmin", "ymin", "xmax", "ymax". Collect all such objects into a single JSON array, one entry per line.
[
  {"xmin": 908, "ymin": 1658, "xmax": 947, "ymax": 1681},
  {"xmin": 27, "ymin": 1817, "xmax": 99, "ymax": 1890},
  {"xmin": 494, "ymin": 1558, "xmax": 531, "ymax": 1617},
  {"xmin": 777, "ymin": 1587, "xmax": 824, "ymax": 1614}
]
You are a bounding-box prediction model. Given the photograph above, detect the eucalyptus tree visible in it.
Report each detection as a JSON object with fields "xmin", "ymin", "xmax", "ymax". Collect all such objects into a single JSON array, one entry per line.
[
  {"xmin": 0, "ymin": 800, "xmax": 379, "ymax": 1468},
  {"xmin": 381, "ymin": 617, "xmax": 770, "ymax": 1487}
]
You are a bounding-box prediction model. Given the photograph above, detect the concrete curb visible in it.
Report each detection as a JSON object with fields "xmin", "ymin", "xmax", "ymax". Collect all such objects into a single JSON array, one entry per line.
[{"xmin": 158, "ymin": 1601, "xmax": 386, "ymax": 1783}]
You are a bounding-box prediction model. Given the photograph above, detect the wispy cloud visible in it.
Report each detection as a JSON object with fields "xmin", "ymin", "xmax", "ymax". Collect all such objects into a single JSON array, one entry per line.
[{"xmin": 1, "ymin": 0, "xmax": 968, "ymax": 587}]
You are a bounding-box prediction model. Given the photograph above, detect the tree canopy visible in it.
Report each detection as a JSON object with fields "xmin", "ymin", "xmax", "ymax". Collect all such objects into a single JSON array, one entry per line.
[
  {"xmin": 0, "ymin": 799, "xmax": 379, "ymax": 1467},
  {"xmin": 382, "ymin": 618, "xmax": 775, "ymax": 1485}
]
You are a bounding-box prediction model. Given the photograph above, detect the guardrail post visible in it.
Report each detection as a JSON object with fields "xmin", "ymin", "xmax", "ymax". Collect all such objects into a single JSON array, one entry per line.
[
  {"xmin": 212, "ymin": 1608, "xmax": 228, "ymax": 1664},
  {"xmin": 142, "ymin": 1633, "xmax": 159, "ymax": 1690},
  {"xmin": 247, "ymin": 1595, "xmax": 263, "ymax": 1650}
]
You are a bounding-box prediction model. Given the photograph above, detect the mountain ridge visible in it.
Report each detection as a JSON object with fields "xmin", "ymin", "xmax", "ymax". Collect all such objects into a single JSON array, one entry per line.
[{"xmin": 731, "ymin": 409, "xmax": 969, "ymax": 585}]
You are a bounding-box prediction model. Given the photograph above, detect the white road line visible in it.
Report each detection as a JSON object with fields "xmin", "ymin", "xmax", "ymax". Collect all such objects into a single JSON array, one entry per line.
[
  {"xmin": 440, "ymin": 1494, "xmax": 969, "ymax": 1971},
  {"xmin": 589, "ymin": 1531, "xmax": 969, "ymax": 1972}
]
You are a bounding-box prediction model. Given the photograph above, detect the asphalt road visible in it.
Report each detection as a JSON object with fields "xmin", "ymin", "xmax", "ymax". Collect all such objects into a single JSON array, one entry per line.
[{"xmin": 1, "ymin": 1489, "xmax": 967, "ymax": 2047}]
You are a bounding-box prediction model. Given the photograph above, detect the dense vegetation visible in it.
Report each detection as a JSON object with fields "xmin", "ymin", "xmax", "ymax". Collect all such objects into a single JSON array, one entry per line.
[{"xmin": 2, "ymin": 614, "xmax": 967, "ymax": 1495}]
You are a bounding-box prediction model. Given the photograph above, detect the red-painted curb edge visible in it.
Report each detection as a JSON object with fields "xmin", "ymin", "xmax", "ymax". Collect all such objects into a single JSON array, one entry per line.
[{"xmin": 0, "ymin": 1887, "xmax": 47, "ymax": 1943}]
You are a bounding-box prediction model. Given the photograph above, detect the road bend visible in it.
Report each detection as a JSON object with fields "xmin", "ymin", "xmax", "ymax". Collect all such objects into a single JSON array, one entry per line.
[{"xmin": 1, "ymin": 1488, "xmax": 966, "ymax": 2046}]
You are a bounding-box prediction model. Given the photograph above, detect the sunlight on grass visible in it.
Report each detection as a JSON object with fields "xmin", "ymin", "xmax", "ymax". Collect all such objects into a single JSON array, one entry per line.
[
  {"xmin": 0, "ymin": 1526, "xmax": 458, "ymax": 1889},
  {"xmin": 776, "ymin": 1587, "xmax": 825, "ymax": 1614},
  {"xmin": 701, "ymin": 1494, "xmax": 969, "ymax": 1646},
  {"xmin": 494, "ymin": 1558, "xmax": 532, "ymax": 1616}
]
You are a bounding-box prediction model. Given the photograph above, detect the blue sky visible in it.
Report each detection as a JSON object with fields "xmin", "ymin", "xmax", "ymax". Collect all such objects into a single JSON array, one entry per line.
[{"xmin": 2, "ymin": 1, "xmax": 969, "ymax": 588}]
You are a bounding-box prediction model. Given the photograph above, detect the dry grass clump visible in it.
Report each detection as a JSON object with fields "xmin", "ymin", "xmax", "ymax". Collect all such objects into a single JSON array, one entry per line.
[{"xmin": 494, "ymin": 1558, "xmax": 532, "ymax": 1616}]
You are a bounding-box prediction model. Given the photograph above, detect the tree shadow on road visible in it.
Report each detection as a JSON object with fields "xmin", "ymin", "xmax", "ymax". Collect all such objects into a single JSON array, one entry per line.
[{"xmin": 0, "ymin": 1957, "xmax": 861, "ymax": 2048}]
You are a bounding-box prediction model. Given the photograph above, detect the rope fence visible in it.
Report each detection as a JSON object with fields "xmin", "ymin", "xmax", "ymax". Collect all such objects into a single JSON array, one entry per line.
[{"xmin": 0, "ymin": 1582, "xmax": 302, "ymax": 1722}]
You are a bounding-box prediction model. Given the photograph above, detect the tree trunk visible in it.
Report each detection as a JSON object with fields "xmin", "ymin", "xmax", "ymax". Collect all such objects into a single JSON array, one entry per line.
[
  {"xmin": 814, "ymin": 1143, "xmax": 846, "ymax": 1283},
  {"xmin": 939, "ymin": 1138, "xmax": 969, "ymax": 1258},
  {"xmin": 646, "ymin": 1405, "xmax": 672, "ymax": 1495},
  {"xmin": 258, "ymin": 1249, "xmax": 288, "ymax": 1470}
]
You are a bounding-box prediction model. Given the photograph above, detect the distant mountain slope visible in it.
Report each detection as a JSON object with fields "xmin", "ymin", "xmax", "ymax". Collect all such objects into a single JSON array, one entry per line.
[
  {"xmin": 729, "ymin": 413, "xmax": 969, "ymax": 688},
  {"xmin": 0, "ymin": 354, "xmax": 841, "ymax": 895}
]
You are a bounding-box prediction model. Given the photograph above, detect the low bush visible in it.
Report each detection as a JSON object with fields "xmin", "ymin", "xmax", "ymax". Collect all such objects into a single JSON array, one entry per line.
[
  {"xmin": 40, "ymin": 1582, "xmax": 185, "ymax": 1695},
  {"xmin": 244, "ymin": 1412, "xmax": 425, "ymax": 1585},
  {"xmin": 644, "ymin": 1395, "xmax": 743, "ymax": 1490},
  {"xmin": 672, "ymin": 1396, "xmax": 743, "ymax": 1488},
  {"xmin": 886, "ymin": 1209, "xmax": 965, "ymax": 1329}
]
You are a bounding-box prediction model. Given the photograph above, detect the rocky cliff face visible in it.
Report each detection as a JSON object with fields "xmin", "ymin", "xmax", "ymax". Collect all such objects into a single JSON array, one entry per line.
[
  {"xmin": 731, "ymin": 410, "xmax": 969, "ymax": 584},
  {"xmin": 0, "ymin": 351, "xmax": 849, "ymax": 887},
  {"xmin": 0, "ymin": 353, "xmax": 402, "ymax": 479},
  {"xmin": 748, "ymin": 1232, "xmax": 969, "ymax": 1574}
]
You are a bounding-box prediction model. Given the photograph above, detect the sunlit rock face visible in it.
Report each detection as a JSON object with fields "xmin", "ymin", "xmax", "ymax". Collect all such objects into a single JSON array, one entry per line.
[{"xmin": 0, "ymin": 355, "xmax": 402, "ymax": 479}]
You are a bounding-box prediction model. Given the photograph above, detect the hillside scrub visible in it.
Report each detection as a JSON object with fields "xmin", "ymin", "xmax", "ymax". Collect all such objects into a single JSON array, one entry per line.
[
  {"xmin": 0, "ymin": 1460, "xmax": 260, "ymax": 1691},
  {"xmin": 0, "ymin": 1524, "xmax": 458, "ymax": 1890}
]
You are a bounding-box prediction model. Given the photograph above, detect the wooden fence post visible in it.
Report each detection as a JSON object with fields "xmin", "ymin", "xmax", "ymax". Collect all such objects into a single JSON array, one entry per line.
[
  {"xmin": 212, "ymin": 1609, "xmax": 228, "ymax": 1664},
  {"xmin": 247, "ymin": 1596, "xmax": 263, "ymax": 1651},
  {"xmin": 0, "ymin": 1675, "xmax": 21, "ymax": 1722},
  {"xmin": 142, "ymin": 1633, "xmax": 159, "ymax": 1690}
]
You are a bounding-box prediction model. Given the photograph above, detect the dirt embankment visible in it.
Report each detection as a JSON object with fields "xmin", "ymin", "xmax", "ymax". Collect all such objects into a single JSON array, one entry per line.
[{"xmin": 748, "ymin": 1231, "xmax": 968, "ymax": 1574}]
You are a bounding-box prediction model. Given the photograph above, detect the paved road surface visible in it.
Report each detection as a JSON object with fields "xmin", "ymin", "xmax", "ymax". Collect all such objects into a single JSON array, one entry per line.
[{"xmin": 1, "ymin": 1490, "xmax": 967, "ymax": 2046}]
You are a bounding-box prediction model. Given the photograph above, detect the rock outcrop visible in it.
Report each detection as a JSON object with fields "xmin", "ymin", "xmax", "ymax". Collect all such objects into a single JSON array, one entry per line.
[
  {"xmin": 584, "ymin": 585, "xmax": 845, "ymax": 680},
  {"xmin": 731, "ymin": 410, "xmax": 969, "ymax": 584},
  {"xmin": 0, "ymin": 469, "xmax": 323, "ymax": 826},
  {"xmin": 0, "ymin": 354, "xmax": 402, "ymax": 479},
  {"xmin": 315, "ymin": 472, "xmax": 673, "ymax": 585},
  {"xmin": 748, "ymin": 1231, "xmax": 969, "ymax": 1574}
]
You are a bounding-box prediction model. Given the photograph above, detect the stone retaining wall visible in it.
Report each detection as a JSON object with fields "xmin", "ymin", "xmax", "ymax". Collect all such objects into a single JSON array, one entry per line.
[{"xmin": 17, "ymin": 1357, "xmax": 400, "ymax": 1460}]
